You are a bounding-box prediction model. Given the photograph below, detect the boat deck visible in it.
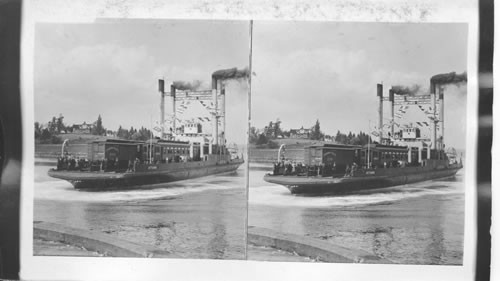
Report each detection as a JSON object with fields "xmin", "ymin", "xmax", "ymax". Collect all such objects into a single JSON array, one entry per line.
[
  {"xmin": 48, "ymin": 169, "xmax": 127, "ymax": 180},
  {"xmin": 264, "ymin": 174, "xmax": 364, "ymax": 185}
]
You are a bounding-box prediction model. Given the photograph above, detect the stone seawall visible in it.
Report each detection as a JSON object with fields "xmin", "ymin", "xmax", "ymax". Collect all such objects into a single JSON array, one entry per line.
[
  {"xmin": 247, "ymin": 226, "xmax": 393, "ymax": 264},
  {"xmin": 34, "ymin": 221, "xmax": 175, "ymax": 258}
]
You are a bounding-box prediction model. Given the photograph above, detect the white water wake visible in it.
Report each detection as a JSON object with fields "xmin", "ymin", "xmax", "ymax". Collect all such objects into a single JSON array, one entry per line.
[
  {"xmin": 249, "ymin": 173, "xmax": 464, "ymax": 208},
  {"xmin": 34, "ymin": 166, "xmax": 243, "ymax": 203}
]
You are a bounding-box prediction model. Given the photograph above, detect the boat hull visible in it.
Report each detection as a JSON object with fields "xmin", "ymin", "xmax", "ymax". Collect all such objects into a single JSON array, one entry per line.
[
  {"xmin": 48, "ymin": 159, "xmax": 244, "ymax": 190},
  {"xmin": 264, "ymin": 166, "xmax": 461, "ymax": 195}
]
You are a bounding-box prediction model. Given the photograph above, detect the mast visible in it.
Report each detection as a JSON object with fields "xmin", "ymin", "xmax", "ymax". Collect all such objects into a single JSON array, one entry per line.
[
  {"xmin": 149, "ymin": 115, "xmax": 153, "ymax": 163},
  {"xmin": 158, "ymin": 79, "xmax": 165, "ymax": 139},
  {"xmin": 368, "ymin": 120, "xmax": 371, "ymax": 168},
  {"xmin": 377, "ymin": 83, "xmax": 383, "ymax": 143}
]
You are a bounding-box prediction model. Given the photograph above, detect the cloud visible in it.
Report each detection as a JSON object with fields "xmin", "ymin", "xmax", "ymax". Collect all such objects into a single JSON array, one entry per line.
[
  {"xmin": 251, "ymin": 45, "xmax": 466, "ymax": 149},
  {"xmin": 252, "ymin": 47, "xmax": 375, "ymax": 131},
  {"xmin": 35, "ymin": 43, "xmax": 208, "ymax": 130}
]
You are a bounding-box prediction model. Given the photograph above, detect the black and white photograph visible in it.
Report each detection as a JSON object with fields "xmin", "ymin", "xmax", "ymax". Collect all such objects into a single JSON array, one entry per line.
[
  {"xmin": 32, "ymin": 20, "xmax": 250, "ymax": 260},
  {"xmin": 247, "ymin": 21, "xmax": 468, "ymax": 265},
  {"xmin": 17, "ymin": 0, "xmax": 482, "ymax": 280}
]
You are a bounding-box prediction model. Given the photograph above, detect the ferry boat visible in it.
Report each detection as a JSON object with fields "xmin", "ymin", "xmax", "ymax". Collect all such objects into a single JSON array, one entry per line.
[
  {"xmin": 48, "ymin": 138, "xmax": 244, "ymax": 190},
  {"xmin": 264, "ymin": 82, "xmax": 463, "ymax": 195},
  {"xmin": 48, "ymin": 75, "xmax": 246, "ymax": 190},
  {"xmin": 263, "ymin": 142, "xmax": 462, "ymax": 195}
]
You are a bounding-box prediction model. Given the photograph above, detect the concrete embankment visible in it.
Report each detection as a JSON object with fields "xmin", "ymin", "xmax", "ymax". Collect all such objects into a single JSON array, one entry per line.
[
  {"xmin": 34, "ymin": 221, "xmax": 175, "ymax": 258},
  {"xmin": 247, "ymin": 226, "xmax": 393, "ymax": 264}
]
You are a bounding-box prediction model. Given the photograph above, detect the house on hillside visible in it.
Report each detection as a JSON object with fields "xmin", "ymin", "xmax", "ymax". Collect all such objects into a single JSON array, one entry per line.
[
  {"xmin": 290, "ymin": 126, "xmax": 311, "ymax": 139},
  {"xmin": 72, "ymin": 122, "xmax": 93, "ymax": 134}
]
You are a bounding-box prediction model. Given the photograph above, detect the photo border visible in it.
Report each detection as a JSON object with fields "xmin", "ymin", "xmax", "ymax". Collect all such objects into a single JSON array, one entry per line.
[{"xmin": 20, "ymin": 1, "xmax": 479, "ymax": 280}]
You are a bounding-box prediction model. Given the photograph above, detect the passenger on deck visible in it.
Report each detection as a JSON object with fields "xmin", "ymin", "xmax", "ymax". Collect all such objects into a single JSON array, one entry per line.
[
  {"xmin": 63, "ymin": 157, "xmax": 68, "ymax": 169},
  {"xmin": 295, "ymin": 163, "xmax": 301, "ymax": 175},
  {"xmin": 133, "ymin": 158, "xmax": 140, "ymax": 172},
  {"xmin": 68, "ymin": 157, "xmax": 75, "ymax": 170},
  {"xmin": 351, "ymin": 162, "xmax": 357, "ymax": 177},
  {"xmin": 127, "ymin": 159, "xmax": 134, "ymax": 171},
  {"xmin": 101, "ymin": 158, "xmax": 107, "ymax": 171},
  {"xmin": 345, "ymin": 165, "xmax": 351, "ymax": 177}
]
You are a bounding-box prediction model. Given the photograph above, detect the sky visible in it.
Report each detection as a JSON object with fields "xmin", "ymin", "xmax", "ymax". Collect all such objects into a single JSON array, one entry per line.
[
  {"xmin": 34, "ymin": 20, "xmax": 250, "ymax": 145},
  {"xmin": 251, "ymin": 21, "xmax": 468, "ymax": 150},
  {"xmin": 35, "ymin": 21, "xmax": 468, "ymax": 150}
]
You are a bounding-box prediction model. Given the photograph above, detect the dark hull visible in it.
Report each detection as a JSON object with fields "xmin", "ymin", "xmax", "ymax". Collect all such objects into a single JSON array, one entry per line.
[
  {"xmin": 48, "ymin": 159, "xmax": 244, "ymax": 190},
  {"xmin": 264, "ymin": 166, "xmax": 462, "ymax": 195}
]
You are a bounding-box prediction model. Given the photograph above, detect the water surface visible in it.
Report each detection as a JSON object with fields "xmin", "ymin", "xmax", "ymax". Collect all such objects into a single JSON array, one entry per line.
[
  {"xmin": 248, "ymin": 164, "xmax": 464, "ymax": 265},
  {"xmin": 34, "ymin": 165, "xmax": 247, "ymax": 259}
]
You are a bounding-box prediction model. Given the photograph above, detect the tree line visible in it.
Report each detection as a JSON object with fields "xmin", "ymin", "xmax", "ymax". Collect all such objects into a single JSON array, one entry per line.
[
  {"xmin": 249, "ymin": 118, "xmax": 372, "ymax": 147},
  {"xmin": 34, "ymin": 114, "xmax": 152, "ymax": 144}
]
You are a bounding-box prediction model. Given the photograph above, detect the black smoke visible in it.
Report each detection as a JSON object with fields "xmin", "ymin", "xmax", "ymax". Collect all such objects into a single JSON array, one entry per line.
[
  {"xmin": 392, "ymin": 84, "xmax": 422, "ymax": 96},
  {"xmin": 172, "ymin": 80, "xmax": 202, "ymax": 91},
  {"xmin": 212, "ymin": 67, "xmax": 249, "ymax": 80},
  {"xmin": 431, "ymin": 71, "xmax": 467, "ymax": 84}
]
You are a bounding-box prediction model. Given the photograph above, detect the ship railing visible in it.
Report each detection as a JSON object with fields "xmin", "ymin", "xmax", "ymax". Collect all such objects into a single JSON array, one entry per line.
[
  {"xmin": 56, "ymin": 155, "xmax": 92, "ymax": 172},
  {"xmin": 271, "ymin": 162, "xmax": 344, "ymax": 178}
]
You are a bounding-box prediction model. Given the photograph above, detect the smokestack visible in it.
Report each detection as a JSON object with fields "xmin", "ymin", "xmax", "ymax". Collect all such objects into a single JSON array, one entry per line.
[
  {"xmin": 389, "ymin": 88, "xmax": 395, "ymax": 140},
  {"xmin": 159, "ymin": 79, "xmax": 165, "ymax": 138},
  {"xmin": 158, "ymin": 79, "xmax": 165, "ymax": 92},
  {"xmin": 221, "ymin": 83, "xmax": 226, "ymax": 152},
  {"xmin": 377, "ymin": 84, "xmax": 383, "ymax": 143},
  {"xmin": 212, "ymin": 77, "xmax": 218, "ymax": 147},
  {"xmin": 170, "ymin": 84, "xmax": 176, "ymax": 137},
  {"xmin": 439, "ymin": 86, "xmax": 444, "ymax": 151},
  {"xmin": 430, "ymin": 83, "xmax": 437, "ymax": 150}
]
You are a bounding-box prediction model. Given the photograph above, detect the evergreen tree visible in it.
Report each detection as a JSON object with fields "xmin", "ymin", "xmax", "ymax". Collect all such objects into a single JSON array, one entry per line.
[
  {"xmin": 266, "ymin": 121, "xmax": 274, "ymax": 138},
  {"xmin": 273, "ymin": 118, "xmax": 282, "ymax": 138},
  {"xmin": 249, "ymin": 126, "xmax": 259, "ymax": 144},
  {"xmin": 256, "ymin": 133, "xmax": 268, "ymax": 145},
  {"xmin": 34, "ymin": 122, "xmax": 41, "ymax": 138},
  {"xmin": 49, "ymin": 116, "xmax": 57, "ymax": 134},
  {"xmin": 93, "ymin": 115, "xmax": 105, "ymax": 135},
  {"xmin": 310, "ymin": 119, "xmax": 323, "ymax": 140},
  {"xmin": 56, "ymin": 114, "xmax": 65, "ymax": 133}
]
